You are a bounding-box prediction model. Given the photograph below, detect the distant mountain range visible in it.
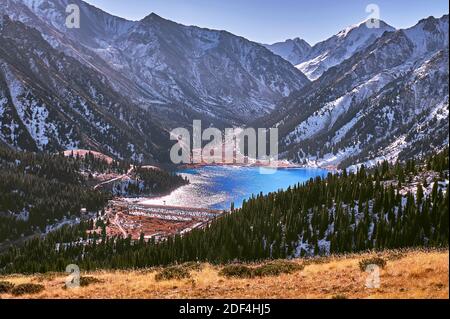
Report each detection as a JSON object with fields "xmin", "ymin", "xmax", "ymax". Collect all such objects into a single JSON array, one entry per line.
[
  {"xmin": 264, "ymin": 20, "xmax": 396, "ymax": 81},
  {"xmin": 1, "ymin": 0, "xmax": 308, "ymax": 125},
  {"xmin": 0, "ymin": 0, "xmax": 448, "ymax": 168},
  {"xmin": 260, "ymin": 15, "xmax": 448, "ymax": 169}
]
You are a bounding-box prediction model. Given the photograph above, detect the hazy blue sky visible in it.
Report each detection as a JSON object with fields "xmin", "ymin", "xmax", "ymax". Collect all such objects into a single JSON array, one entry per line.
[{"xmin": 84, "ymin": 0, "xmax": 449, "ymax": 44}]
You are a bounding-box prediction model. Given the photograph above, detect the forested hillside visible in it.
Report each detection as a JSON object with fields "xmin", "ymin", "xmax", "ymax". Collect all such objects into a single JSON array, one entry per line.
[
  {"xmin": 0, "ymin": 147, "xmax": 109, "ymax": 242},
  {"xmin": 118, "ymin": 166, "xmax": 189, "ymax": 196},
  {"xmin": 0, "ymin": 147, "xmax": 187, "ymax": 243},
  {"xmin": 1, "ymin": 149, "xmax": 447, "ymax": 274}
]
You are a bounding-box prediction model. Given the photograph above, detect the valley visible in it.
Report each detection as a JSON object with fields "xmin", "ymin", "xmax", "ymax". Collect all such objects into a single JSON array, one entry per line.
[
  {"xmin": 0, "ymin": 147, "xmax": 447, "ymax": 276},
  {"xmin": 93, "ymin": 165, "xmax": 327, "ymax": 240},
  {"xmin": 0, "ymin": 0, "xmax": 448, "ymax": 301}
]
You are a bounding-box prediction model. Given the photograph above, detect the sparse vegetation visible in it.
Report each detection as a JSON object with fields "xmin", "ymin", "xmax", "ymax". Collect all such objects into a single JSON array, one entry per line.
[
  {"xmin": 0, "ymin": 281, "xmax": 14, "ymax": 293},
  {"xmin": 0, "ymin": 249, "xmax": 446, "ymax": 299},
  {"xmin": 359, "ymin": 257, "xmax": 387, "ymax": 271},
  {"xmin": 219, "ymin": 260, "xmax": 304, "ymax": 278},
  {"xmin": 385, "ymin": 251, "xmax": 406, "ymax": 261},
  {"xmin": 11, "ymin": 283, "xmax": 44, "ymax": 296},
  {"xmin": 180, "ymin": 262, "xmax": 203, "ymax": 272},
  {"xmin": 155, "ymin": 266, "xmax": 191, "ymax": 281},
  {"xmin": 219, "ymin": 264, "xmax": 254, "ymax": 278},
  {"xmin": 153, "ymin": 262, "xmax": 204, "ymax": 282},
  {"xmin": 253, "ymin": 260, "xmax": 304, "ymax": 277},
  {"xmin": 34, "ymin": 272, "xmax": 59, "ymax": 282},
  {"xmin": 80, "ymin": 276, "xmax": 103, "ymax": 287}
]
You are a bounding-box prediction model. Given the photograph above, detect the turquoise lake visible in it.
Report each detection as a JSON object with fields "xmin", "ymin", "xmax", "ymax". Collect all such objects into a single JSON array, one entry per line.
[{"xmin": 141, "ymin": 166, "xmax": 328, "ymax": 210}]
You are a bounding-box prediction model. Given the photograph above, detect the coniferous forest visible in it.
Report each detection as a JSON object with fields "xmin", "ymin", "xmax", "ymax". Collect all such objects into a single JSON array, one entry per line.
[
  {"xmin": 0, "ymin": 147, "xmax": 109, "ymax": 242},
  {"xmin": 115, "ymin": 166, "xmax": 189, "ymax": 196},
  {"xmin": 0, "ymin": 148, "xmax": 447, "ymax": 274},
  {"xmin": 0, "ymin": 146, "xmax": 187, "ymax": 244}
]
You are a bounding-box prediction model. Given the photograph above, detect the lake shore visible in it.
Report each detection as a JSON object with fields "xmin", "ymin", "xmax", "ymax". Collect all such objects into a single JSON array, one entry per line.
[
  {"xmin": 178, "ymin": 160, "xmax": 338, "ymax": 171},
  {"xmin": 136, "ymin": 165, "xmax": 330, "ymax": 210}
]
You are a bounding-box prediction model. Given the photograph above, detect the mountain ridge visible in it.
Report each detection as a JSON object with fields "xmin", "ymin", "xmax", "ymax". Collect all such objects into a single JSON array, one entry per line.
[
  {"xmin": 295, "ymin": 19, "xmax": 396, "ymax": 80},
  {"xmin": 259, "ymin": 14, "xmax": 448, "ymax": 169},
  {"xmin": 263, "ymin": 37, "xmax": 312, "ymax": 65},
  {"xmin": 2, "ymin": 0, "xmax": 310, "ymax": 126},
  {"xmin": 0, "ymin": 15, "xmax": 170, "ymax": 161},
  {"xmin": 0, "ymin": 1, "xmax": 447, "ymax": 169}
]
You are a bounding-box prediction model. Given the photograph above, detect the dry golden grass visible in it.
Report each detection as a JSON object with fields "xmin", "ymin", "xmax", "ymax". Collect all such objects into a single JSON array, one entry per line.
[{"xmin": 0, "ymin": 249, "xmax": 448, "ymax": 299}]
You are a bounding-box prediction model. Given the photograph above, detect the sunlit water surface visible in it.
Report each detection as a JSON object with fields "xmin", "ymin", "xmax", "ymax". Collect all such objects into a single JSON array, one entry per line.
[{"xmin": 139, "ymin": 166, "xmax": 328, "ymax": 210}]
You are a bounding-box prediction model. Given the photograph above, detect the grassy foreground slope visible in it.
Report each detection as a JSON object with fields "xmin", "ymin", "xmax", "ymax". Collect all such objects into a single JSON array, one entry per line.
[{"xmin": 1, "ymin": 249, "xmax": 447, "ymax": 299}]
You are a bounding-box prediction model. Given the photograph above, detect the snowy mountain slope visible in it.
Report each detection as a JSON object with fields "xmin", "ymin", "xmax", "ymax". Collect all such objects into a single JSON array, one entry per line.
[
  {"xmin": 295, "ymin": 20, "xmax": 396, "ymax": 80},
  {"xmin": 263, "ymin": 38, "xmax": 311, "ymax": 65},
  {"xmin": 109, "ymin": 13, "xmax": 310, "ymax": 122},
  {"xmin": 1, "ymin": 0, "xmax": 177, "ymax": 123},
  {"xmin": 259, "ymin": 15, "xmax": 449, "ymax": 169},
  {"xmin": 1, "ymin": 1, "xmax": 447, "ymax": 168},
  {"xmin": 2, "ymin": 0, "xmax": 310, "ymax": 125},
  {"xmin": 0, "ymin": 16, "xmax": 169, "ymax": 161}
]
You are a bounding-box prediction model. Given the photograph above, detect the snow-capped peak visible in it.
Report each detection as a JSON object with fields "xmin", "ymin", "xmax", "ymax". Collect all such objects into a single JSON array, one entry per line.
[
  {"xmin": 263, "ymin": 38, "xmax": 312, "ymax": 65},
  {"xmin": 296, "ymin": 19, "xmax": 395, "ymax": 80},
  {"xmin": 337, "ymin": 18, "xmax": 393, "ymax": 38},
  {"xmin": 403, "ymin": 14, "xmax": 449, "ymax": 57}
]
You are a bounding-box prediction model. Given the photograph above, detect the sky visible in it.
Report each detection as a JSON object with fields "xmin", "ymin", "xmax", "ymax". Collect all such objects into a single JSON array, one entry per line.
[{"xmin": 83, "ymin": 0, "xmax": 449, "ymax": 45}]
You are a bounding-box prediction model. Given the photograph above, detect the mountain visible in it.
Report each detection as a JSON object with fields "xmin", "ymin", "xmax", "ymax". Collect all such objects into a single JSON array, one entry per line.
[
  {"xmin": 2, "ymin": 0, "xmax": 310, "ymax": 126},
  {"xmin": 259, "ymin": 15, "xmax": 449, "ymax": 169},
  {"xmin": 263, "ymin": 38, "xmax": 311, "ymax": 65},
  {"xmin": 0, "ymin": 15, "xmax": 169, "ymax": 162},
  {"xmin": 296, "ymin": 19, "xmax": 396, "ymax": 80},
  {"xmin": 0, "ymin": 0, "xmax": 447, "ymax": 169}
]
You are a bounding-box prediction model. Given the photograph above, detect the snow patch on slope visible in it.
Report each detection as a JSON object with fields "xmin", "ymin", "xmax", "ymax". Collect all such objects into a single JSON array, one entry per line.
[{"xmin": 3, "ymin": 66, "xmax": 56, "ymax": 150}]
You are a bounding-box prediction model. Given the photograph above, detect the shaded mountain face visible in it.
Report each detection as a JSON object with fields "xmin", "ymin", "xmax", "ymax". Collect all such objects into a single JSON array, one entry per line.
[
  {"xmin": 2, "ymin": 0, "xmax": 309, "ymax": 126},
  {"xmin": 259, "ymin": 15, "xmax": 449, "ymax": 169},
  {"xmin": 0, "ymin": 0, "xmax": 447, "ymax": 169},
  {"xmin": 296, "ymin": 20, "xmax": 396, "ymax": 80},
  {"xmin": 263, "ymin": 38, "xmax": 311, "ymax": 65},
  {"xmin": 0, "ymin": 16, "xmax": 170, "ymax": 162}
]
